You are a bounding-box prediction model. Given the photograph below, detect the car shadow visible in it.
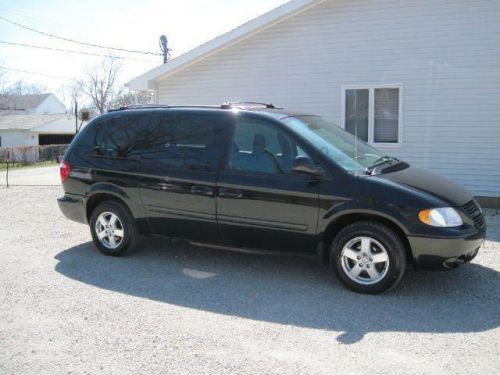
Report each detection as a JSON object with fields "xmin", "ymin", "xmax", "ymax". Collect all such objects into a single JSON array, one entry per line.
[{"xmin": 54, "ymin": 238, "xmax": 499, "ymax": 344}]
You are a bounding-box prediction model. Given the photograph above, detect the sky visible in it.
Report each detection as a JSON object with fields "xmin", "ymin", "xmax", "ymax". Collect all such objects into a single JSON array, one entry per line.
[{"xmin": 0, "ymin": 0, "xmax": 289, "ymax": 104}]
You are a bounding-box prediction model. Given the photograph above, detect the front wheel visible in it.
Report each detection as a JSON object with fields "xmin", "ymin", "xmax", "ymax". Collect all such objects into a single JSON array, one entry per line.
[{"xmin": 330, "ymin": 221, "xmax": 407, "ymax": 294}]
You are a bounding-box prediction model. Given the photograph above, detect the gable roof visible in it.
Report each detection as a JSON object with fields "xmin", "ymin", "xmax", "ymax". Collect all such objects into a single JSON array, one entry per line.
[
  {"xmin": 127, "ymin": 0, "xmax": 324, "ymax": 91},
  {"xmin": 0, "ymin": 94, "xmax": 52, "ymax": 111},
  {"xmin": 0, "ymin": 114, "xmax": 72, "ymax": 131}
]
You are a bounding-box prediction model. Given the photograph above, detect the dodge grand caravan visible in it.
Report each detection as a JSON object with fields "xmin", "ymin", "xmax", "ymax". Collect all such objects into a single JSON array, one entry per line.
[{"xmin": 58, "ymin": 103, "xmax": 486, "ymax": 293}]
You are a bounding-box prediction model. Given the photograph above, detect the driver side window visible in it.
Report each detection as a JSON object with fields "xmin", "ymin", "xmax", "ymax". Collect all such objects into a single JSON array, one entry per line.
[{"xmin": 228, "ymin": 118, "xmax": 308, "ymax": 175}]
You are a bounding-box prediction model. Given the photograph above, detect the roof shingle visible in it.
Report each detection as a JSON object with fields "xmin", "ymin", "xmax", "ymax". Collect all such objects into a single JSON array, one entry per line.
[
  {"xmin": 0, "ymin": 114, "xmax": 71, "ymax": 130},
  {"xmin": 0, "ymin": 94, "xmax": 52, "ymax": 111}
]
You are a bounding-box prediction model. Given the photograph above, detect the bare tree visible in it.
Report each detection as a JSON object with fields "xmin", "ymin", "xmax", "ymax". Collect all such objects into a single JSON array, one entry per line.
[
  {"xmin": 0, "ymin": 68, "xmax": 6, "ymax": 92},
  {"xmin": 111, "ymin": 89, "xmax": 154, "ymax": 108},
  {"xmin": 57, "ymin": 83, "xmax": 79, "ymax": 112},
  {"xmin": 0, "ymin": 80, "xmax": 45, "ymax": 95},
  {"xmin": 80, "ymin": 56, "xmax": 121, "ymax": 114}
]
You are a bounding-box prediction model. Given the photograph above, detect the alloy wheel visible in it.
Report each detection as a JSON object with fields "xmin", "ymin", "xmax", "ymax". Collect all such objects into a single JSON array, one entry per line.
[
  {"xmin": 95, "ymin": 211, "xmax": 125, "ymax": 249},
  {"xmin": 340, "ymin": 236, "xmax": 390, "ymax": 285}
]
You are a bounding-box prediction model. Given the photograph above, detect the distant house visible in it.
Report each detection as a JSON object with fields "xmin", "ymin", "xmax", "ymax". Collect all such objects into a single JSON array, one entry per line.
[
  {"xmin": 0, "ymin": 93, "xmax": 66, "ymax": 115},
  {"xmin": 0, "ymin": 93, "xmax": 76, "ymax": 148},
  {"xmin": 128, "ymin": 0, "xmax": 500, "ymax": 201},
  {"xmin": 0, "ymin": 114, "xmax": 76, "ymax": 148}
]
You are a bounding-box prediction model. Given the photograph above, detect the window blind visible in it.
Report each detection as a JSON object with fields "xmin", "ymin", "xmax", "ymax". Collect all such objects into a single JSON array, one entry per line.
[{"xmin": 374, "ymin": 88, "xmax": 399, "ymax": 143}]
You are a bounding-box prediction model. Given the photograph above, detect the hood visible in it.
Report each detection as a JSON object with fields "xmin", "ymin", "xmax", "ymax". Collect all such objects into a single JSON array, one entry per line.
[{"xmin": 375, "ymin": 165, "xmax": 473, "ymax": 206}]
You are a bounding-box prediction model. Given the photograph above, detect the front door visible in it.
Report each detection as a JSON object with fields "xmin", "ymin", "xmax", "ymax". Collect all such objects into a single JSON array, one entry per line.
[
  {"xmin": 216, "ymin": 114, "xmax": 320, "ymax": 254},
  {"xmin": 139, "ymin": 110, "xmax": 231, "ymax": 242}
]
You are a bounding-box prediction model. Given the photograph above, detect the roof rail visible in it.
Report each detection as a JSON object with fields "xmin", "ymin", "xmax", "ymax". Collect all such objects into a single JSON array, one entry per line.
[
  {"xmin": 108, "ymin": 104, "xmax": 170, "ymax": 112},
  {"xmin": 221, "ymin": 102, "xmax": 278, "ymax": 110},
  {"xmin": 107, "ymin": 103, "xmax": 281, "ymax": 113}
]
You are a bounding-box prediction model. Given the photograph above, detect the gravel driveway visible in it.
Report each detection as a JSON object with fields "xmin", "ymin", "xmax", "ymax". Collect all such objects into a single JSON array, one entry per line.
[
  {"xmin": 0, "ymin": 186, "xmax": 499, "ymax": 374},
  {"xmin": 0, "ymin": 165, "xmax": 60, "ymax": 186}
]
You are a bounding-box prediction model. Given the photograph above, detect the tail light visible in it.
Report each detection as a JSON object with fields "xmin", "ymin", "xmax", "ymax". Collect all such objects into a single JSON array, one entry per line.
[{"xmin": 60, "ymin": 160, "xmax": 71, "ymax": 183}]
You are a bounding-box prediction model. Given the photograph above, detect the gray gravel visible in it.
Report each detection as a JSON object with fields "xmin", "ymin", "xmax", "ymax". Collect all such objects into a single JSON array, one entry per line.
[
  {"xmin": 0, "ymin": 165, "xmax": 60, "ymax": 186},
  {"xmin": 0, "ymin": 186, "xmax": 499, "ymax": 375}
]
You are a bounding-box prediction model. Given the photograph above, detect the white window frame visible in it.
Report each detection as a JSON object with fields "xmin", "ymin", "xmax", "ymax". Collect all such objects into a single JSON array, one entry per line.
[{"xmin": 341, "ymin": 84, "xmax": 403, "ymax": 147}]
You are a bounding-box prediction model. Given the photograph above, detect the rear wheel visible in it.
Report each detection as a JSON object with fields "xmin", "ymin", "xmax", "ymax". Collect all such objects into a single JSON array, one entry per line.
[
  {"xmin": 330, "ymin": 221, "xmax": 407, "ymax": 294},
  {"xmin": 90, "ymin": 201, "xmax": 138, "ymax": 256}
]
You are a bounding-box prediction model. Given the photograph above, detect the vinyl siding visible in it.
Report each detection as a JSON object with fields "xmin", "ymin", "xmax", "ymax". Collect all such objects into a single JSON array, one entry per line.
[
  {"xmin": 0, "ymin": 130, "xmax": 38, "ymax": 148},
  {"xmin": 156, "ymin": 0, "xmax": 500, "ymax": 197}
]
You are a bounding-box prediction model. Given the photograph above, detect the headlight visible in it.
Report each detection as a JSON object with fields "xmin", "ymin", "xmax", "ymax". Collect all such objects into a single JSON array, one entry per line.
[{"xmin": 418, "ymin": 207, "xmax": 463, "ymax": 227}]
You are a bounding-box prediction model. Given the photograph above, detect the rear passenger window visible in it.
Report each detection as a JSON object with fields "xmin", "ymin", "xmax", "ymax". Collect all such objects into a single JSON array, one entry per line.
[
  {"xmin": 93, "ymin": 112, "xmax": 154, "ymax": 159},
  {"xmin": 140, "ymin": 112, "xmax": 226, "ymax": 172}
]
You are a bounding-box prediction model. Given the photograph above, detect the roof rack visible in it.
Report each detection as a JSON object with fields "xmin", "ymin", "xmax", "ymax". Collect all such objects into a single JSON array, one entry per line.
[
  {"xmin": 220, "ymin": 102, "xmax": 278, "ymax": 110},
  {"xmin": 107, "ymin": 102, "xmax": 281, "ymax": 113},
  {"xmin": 108, "ymin": 104, "xmax": 171, "ymax": 112}
]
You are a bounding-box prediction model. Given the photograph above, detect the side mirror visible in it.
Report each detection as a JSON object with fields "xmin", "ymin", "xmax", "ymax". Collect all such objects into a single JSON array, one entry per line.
[{"xmin": 292, "ymin": 156, "xmax": 324, "ymax": 176}]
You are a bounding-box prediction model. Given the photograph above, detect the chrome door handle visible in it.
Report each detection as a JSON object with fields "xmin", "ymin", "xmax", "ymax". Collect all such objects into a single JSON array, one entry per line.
[
  {"xmin": 157, "ymin": 183, "xmax": 174, "ymax": 191},
  {"xmin": 218, "ymin": 187, "xmax": 243, "ymax": 199},
  {"xmin": 191, "ymin": 185, "xmax": 214, "ymax": 197}
]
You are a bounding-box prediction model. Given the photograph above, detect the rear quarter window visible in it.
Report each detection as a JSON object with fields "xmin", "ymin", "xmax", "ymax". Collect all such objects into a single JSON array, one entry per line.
[
  {"xmin": 66, "ymin": 112, "xmax": 155, "ymax": 171},
  {"xmin": 93, "ymin": 112, "xmax": 155, "ymax": 159}
]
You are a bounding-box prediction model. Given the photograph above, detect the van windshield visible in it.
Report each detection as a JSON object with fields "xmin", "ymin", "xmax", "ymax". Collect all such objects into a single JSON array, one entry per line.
[{"xmin": 283, "ymin": 115, "xmax": 387, "ymax": 173}]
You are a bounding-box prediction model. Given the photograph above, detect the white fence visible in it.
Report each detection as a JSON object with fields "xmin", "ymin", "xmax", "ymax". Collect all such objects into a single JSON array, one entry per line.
[{"xmin": 0, "ymin": 144, "xmax": 68, "ymax": 164}]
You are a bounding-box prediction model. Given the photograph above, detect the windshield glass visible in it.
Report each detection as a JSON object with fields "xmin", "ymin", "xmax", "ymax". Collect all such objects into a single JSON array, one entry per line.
[{"xmin": 283, "ymin": 115, "xmax": 386, "ymax": 172}]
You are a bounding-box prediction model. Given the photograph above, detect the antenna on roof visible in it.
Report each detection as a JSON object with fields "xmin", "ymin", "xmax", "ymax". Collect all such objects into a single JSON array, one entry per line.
[
  {"xmin": 159, "ymin": 35, "xmax": 169, "ymax": 64},
  {"xmin": 354, "ymin": 92, "xmax": 359, "ymax": 176}
]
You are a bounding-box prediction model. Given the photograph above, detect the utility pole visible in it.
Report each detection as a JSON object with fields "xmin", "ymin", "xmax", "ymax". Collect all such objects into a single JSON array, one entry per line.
[
  {"xmin": 160, "ymin": 35, "xmax": 169, "ymax": 64},
  {"xmin": 74, "ymin": 99, "xmax": 78, "ymax": 134}
]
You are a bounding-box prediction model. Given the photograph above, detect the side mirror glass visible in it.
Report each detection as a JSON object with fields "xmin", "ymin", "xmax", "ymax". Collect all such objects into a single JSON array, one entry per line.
[{"xmin": 292, "ymin": 156, "xmax": 324, "ymax": 176}]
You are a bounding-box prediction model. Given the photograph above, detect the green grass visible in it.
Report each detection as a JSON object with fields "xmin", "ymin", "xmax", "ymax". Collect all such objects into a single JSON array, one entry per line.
[{"xmin": 0, "ymin": 160, "xmax": 58, "ymax": 171}]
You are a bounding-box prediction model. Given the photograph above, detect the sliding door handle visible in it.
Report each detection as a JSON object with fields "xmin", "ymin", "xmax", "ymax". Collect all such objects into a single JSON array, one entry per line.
[
  {"xmin": 218, "ymin": 187, "xmax": 243, "ymax": 199},
  {"xmin": 191, "ymin": 185, "xmax": 214, "ymax": 197},
  {"xmin": 157, "ymin": 183, "xmax": 175, "ymax": 191}
]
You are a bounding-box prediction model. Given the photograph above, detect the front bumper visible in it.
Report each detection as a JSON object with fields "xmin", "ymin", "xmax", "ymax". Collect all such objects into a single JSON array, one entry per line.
[
  {"xmin": 408, "ymin": 230, "xmax": 486, "ymax": 270},
  {"xmin": 57, "ymin": 194, "xmax": 87, "ymax": 224}
]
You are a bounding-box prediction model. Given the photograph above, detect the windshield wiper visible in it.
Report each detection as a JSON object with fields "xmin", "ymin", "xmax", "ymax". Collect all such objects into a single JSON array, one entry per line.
[
  {"xmin": 366, "ymin": 156, "xmax": 400, "ymax": 175},
  {"xmin": 371, "ymin": 155, "xmax": 398, "ymax": 165}
]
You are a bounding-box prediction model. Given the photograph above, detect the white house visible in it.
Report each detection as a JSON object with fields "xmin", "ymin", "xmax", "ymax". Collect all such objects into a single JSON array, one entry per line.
[
  {"xmin": 0, "ymin": 93, "xmax": 66, "ymax": 115},
  {"xmin": 0, "ymin": 114, "xmax": 76, "ymax": 148},
  {"xmin": 0, "ymin": 93, "xmax": 76, "ymax": 148},
  {"xmin": 128, "ymin": 0, "xmax": 500, "ymax": 203}
]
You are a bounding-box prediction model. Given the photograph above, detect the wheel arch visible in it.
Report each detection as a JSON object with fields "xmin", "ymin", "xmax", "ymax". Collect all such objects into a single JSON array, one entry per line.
[
  {"xmin": 319, "ymin": 212, "xmax": 412, "ymax": 265},
  {"xmin": 85, "ymin": 186, "xmax": 132, "ymax": 223}
]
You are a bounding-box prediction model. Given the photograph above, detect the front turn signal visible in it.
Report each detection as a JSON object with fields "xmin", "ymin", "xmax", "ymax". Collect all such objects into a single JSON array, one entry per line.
[{"xmin": 418, "ymin": 208, "xmax": 463, "ymax": 228}]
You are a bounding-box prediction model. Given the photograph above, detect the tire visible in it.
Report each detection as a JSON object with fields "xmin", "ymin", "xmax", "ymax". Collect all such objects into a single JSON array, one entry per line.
[
  {"xmin": 89, "ymin": 200, "xmax": 138, "ymax": 257},
  {"xmin": 330, "ymin": 221, "xmax": 407, "ymax": 294}
]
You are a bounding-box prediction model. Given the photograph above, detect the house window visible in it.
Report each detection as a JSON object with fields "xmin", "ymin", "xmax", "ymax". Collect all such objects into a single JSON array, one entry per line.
[{"xmin": 342, "ymin": 85, "xmax": 402, "ymax": 145}]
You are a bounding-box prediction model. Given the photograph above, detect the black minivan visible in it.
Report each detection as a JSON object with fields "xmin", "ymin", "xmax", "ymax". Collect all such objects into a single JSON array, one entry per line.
[{"xmin": 58, "ymin": 103, "xmax": 486, "ymax": 293}]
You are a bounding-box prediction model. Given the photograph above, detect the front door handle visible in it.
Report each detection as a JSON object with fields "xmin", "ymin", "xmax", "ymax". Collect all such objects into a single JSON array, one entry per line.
[
  {"xmin": 157, "ymin": 183, "xmax": 175, "ymax": 191},
  {"xmin": 191, "ymin": 185, "xmax": 214, "ymax": 197},
  {"xmin": 218, "ymin": 187, "xmax": 243, "ymax": 199}
]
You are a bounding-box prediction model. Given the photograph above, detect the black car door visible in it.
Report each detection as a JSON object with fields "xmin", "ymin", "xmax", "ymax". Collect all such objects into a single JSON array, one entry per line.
[
  {"xmin": 139, "ymin": 110, "xmax": 231, "ymax": 242},
  {"xmin": 216, "ymin": 113, "xmax": 320, "ymax": 254}
]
